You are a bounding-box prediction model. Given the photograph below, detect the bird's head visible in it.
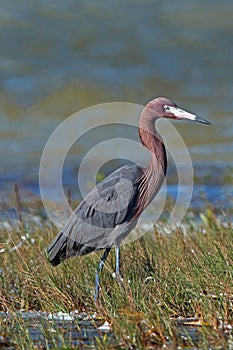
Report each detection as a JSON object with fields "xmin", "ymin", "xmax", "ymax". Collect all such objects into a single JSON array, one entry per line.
[{"xmin": 147, "ymin": 97, "xmax": 211, "ymax": 125}]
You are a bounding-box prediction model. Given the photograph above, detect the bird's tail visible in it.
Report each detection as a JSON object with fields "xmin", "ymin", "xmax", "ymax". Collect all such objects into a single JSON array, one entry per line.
[
  {"xmin": 47, "ymin": 232, "xmax": 96, "ymax": 266},
  {"xmin": 47, "ymin": 232, "xmax": 72, "ymax": 266}
]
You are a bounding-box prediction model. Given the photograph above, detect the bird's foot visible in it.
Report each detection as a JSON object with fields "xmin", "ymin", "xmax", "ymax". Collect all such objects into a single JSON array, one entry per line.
[{"xmin": 112, "ymin": 271, "xmax": 124, "ymax": 284}]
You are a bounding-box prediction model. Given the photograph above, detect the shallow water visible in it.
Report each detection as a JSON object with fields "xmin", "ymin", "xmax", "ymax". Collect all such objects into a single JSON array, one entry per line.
[
  {"xmin": 0, "ymin": 311, "xmax": 115, "ymax": 348},
  {"xmin": 1, "ymin": 163, "xmax": 232, "ymax": 224},
  {"xmin": 0, "ymin": 311, "xmax": 230, "ymax": 349},
  {"xmin": 0, "ymin": 0, "xmax": 232, "ymax": 188}
]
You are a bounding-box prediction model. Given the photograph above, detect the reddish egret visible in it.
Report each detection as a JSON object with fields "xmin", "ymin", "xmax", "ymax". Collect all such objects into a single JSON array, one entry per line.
[{"xmin": 47, "ymin": 97, "xmax": 211, "ymax": 300}]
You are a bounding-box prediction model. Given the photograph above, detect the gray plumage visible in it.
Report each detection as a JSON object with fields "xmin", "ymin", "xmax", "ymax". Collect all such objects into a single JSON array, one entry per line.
[{"xmin": 48, "ymin": 164, "xmax": 144, "ymax": 266}]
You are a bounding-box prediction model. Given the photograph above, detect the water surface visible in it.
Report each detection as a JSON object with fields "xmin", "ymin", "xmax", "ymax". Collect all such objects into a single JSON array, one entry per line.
[{"xmin": 0, "ymin": 1, "xmax": 232, "ymax": 209}]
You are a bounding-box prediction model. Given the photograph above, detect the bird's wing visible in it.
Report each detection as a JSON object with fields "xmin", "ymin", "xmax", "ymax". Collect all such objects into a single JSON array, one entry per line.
[
  {"xmin": 67, "ymin": 163, "xmax": 142, "ymax": 240},
  {"xmin": 47, "ymin": 164, "xmax": 143, "ymax": 263}
]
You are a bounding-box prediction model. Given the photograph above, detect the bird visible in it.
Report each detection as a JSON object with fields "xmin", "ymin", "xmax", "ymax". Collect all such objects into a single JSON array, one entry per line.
[{"xmin": 47, "ymin": 97, "xmax": 211, "ymax": 300}]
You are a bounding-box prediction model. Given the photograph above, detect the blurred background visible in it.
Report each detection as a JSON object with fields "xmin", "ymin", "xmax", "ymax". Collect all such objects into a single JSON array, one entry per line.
[{"xmin": 0, "ymin": 0, "xmax": 232, "ymax": 210}]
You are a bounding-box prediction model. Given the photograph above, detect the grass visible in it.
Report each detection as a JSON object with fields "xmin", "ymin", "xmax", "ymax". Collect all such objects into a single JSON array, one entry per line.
[{"xmin": 0, "ymin": 197, "xmax": 233, "ymax": 348}]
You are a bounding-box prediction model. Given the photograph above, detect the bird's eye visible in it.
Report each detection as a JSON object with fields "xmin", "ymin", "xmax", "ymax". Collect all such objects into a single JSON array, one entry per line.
[{"xmin": 164, "ymin": 105, "xmax": 170, "ymax": 111}]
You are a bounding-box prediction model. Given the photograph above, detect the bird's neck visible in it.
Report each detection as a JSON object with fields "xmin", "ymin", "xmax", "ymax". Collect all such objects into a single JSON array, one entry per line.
[
  {"xmin": 139, "ymin": 113, "xmax": 167, "ymax": 175},
  {"xmin": 137, "ymin": 112, "xmax": 167, "ymax": 210}
]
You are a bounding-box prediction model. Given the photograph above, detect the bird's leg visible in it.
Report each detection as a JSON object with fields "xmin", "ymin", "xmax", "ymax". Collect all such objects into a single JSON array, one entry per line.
[
  {"xmin": 94, "ymin": 247, "xmax": 111, "ymax": 301},
  {"xmin": 114, "ymin": 245, "xmax": 123, "ymax": 282},
  {"xmin": 115, "ymin": 245, "xmax": 120, "ymax": 276}
]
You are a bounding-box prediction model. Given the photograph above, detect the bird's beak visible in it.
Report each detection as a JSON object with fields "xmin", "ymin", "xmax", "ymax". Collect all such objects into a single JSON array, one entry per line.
[
  {"xmin": 194, "ymin": 115, "xmax": 212, "ymax": 125},
  {"xmin": 169, "ymin": 106, "xmax": 211, "ymax": 125}
]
